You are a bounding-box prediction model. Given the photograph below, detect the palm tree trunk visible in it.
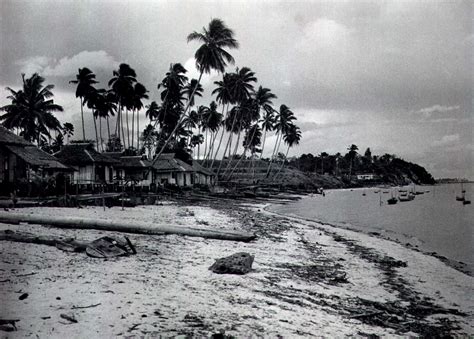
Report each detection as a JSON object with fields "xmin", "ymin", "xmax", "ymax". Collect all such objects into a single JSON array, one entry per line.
[
  {"xmin": 265, "ymin": 131, "xmax": 281, "ymax": 177},
  {"xmin": 126, "ymin": 109, "xmax": 130, "ymax": 149},
  {"xmin": 209, "ymin": 125, "xmax": 225, "ymax": 170},
  {"xmin": 92, "ymin": 111, "xmax": 99, "ymax": 150},
  {"xmin": 273, "ymin": 145, "xmax": 290, "ymax": 180},
  {"xmin": 151, "ymin": 70, "xmax": 204, "ymax": 166},
  {"xmin": 228, "ymin": 124, "xmax": 259, "ymax": 180},
  {"xmin": 259, "ymin": 128, "xmax": 267, "ymax": 159},
  {"xmin": 137, "ymin": 109, "xmax": 140, "ymax": 152},
  {"xmin": 106, "ymin": 117, "xmax": 111, "ymax": 143},
  {"xmin": 99, "ymin": 117, "xmax": 103, "ymax": 152},
  {"xmin": 131, "ymin": 109, "xmax": 135, "ymax": 149},
  {"xmin": 80, "ymin": 98, "xmax": 86, "ymax": 141},
  {"xmin": 121, "ymin": 108, "xmax": 126, "ymax": 150}
]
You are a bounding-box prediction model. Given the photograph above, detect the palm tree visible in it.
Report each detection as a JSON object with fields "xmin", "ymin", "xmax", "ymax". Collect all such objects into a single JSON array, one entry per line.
[
  {"xmin": 218, "ymin": 67, "xmax": 257, "ymax": 176},
  {"xmin": 266, "ymin": 104, "xmax": 296, "ymax": 177},
  {"xmin": 85, "ymin": 86, "xmax": 101, "ymax": 148},
  {"xmin": 70, "ymin": 68, "xmax": 98, "ymax": 141},
  {"xmin": 274, "ymin": 124, "xmax": 302, "ymax": 179},
  {"xmin": 347, "ymin": 144, "xmax": 359, "ymax": 176},
  {"xmin": 108, "ymin": 63, "xmax": 137, "ymax": 149},
  {"xmin": 183, "ymin": 79, "xmax": 203, "ymax": 107},
  {"xmin": 94, "ymin": 89, "xmax": 117, "ymax": 151},
  {"xmin": 320, "ymin": 152, "xmax": 328, "ymax": 174},
  {"xmin": 201, "ymin": 101, "xmax": 222, "ymax": 164},
  {"xmin": 145, "ymin": 101, "xmax": 160, "ymax": 124},
  {"xmin": 150, "ymin": 18, "xmax": 238, "ymax": 167},
  {"xmin": 131, "ymin": 82, "xmax": 148, "ymax": 150},
  {"xmin": 63, "ymin": 122, "xmax": 74, "ymax": 144},
  {"xmin": 1, "ymin": 73, "xmax": 63, "ymax": 143},
  {"xmin": 259, "ymin": 107, "xmax": 276, "ymax": 159}
]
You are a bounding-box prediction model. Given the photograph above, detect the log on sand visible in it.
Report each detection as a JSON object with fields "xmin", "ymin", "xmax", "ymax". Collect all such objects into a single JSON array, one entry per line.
[{"xmin": 0, "ymin": 212, "xmax": 256, "ymax": 242}]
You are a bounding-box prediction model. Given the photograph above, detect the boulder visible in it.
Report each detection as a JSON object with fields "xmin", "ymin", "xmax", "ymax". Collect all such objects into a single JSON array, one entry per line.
[{"xmin": 209, "ymin": 252, "xmax": 254, "ymax": 274}]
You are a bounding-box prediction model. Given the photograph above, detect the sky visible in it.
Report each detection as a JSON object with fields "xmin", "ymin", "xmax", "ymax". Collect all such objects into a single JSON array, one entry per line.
[{"xmin": 0, "ymin": 0, "xmax": 472, "ymax": 179}]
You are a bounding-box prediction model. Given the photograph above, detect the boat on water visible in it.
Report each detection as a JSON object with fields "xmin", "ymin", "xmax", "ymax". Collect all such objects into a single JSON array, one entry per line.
[
  {"xmin": 387, "ymin": 190, "xmax": 398, "ymax": 205},
  {"xmin": 399, "ymin": 192, "xmax": 415, "ymax": 202},
  {"xmin": 456, "ymin": 182, "xmax": 466, "ymax": 201},
  {"xmin": 463, "ymin": 200, "xmax": 471, "ymax": 205},
  {"xmin": 387, "ymin": 197, "xmax": 398, "ymax": 205}
]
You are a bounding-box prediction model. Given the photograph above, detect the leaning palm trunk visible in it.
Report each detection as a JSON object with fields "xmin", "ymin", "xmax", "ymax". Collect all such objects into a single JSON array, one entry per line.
[
  {"xmin": 92, "ymin": 111, "xmax": 99, "ymax": 150},
  {"xmin": 227, "ymin": 123, "xmax": 259, "ymax": 180},
  {"xmin": 222, "ymin": 126, "xmax": 242, "ymax": 177},
  {"xmin": 273, "ymin": 145, "xmax": 290, "ymax": 180},
  {"xmin": 265, "ymin": 131, "xmax": 282, "ymax": 177},
  {"xmin": 259, "ymin": 128, "xmax": 268, "ymax": 159},
  {"xmin": 106, "ymin": 117, "xmax": 111, "ymax": 145},
  {"xmin": 217, "ymin": 107, "xmax": 239, "ymax": 175},
  {"xmin": 149, "ymin": 71, "xmax": 204, "ymax": 172},
  {"xmin": 208, "ymin": 105, "xmax": 228, "ymax": 169}
]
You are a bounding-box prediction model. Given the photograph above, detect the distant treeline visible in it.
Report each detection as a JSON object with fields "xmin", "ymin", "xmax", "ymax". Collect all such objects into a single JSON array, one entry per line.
[{"xmin": 287, "ymin": 145, "xmax": 436, "ymax": 185}]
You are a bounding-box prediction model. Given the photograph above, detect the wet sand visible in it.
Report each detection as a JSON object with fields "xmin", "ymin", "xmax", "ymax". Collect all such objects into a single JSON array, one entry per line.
[{"xmin": 0, "ymin": 201, "xmax": 472, "ymax": 337}]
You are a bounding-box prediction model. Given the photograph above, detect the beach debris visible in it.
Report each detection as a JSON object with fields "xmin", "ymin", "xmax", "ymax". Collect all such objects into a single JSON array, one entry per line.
[
  {"xmin": 0, "ymin": 212, "xmax": 256, "ymax": 242},
  {"xmin": 60, "ymin": 313, "xmax": 78, "ymax": 324},
  {"xmin": 18, "ymin": 292, "xmax": 28, "ymax": 300},
  {"xmin": 85, "ymin": 236, "xmax": 135, "ymax": 258},
  {"xmin": 209, "ymin": 252, "xmax": 254, "ymax": 274},
  {"xmin": 0, "ymin": 319, "xmax": 19, "ymax": 331},
  {"xmin": 71, "ymin": 303, "xmax": 101, "ymax": 309}
]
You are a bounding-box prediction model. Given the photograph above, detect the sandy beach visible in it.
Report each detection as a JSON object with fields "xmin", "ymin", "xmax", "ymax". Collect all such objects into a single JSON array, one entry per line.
[{"xmin": 0, "ymin": 200, "xmax": 472, "ymax": 337}]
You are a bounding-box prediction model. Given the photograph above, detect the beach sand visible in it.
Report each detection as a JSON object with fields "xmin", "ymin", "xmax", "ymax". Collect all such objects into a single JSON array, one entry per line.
[{"xmin": 0, "ymin": 201, "xmax": 472, "ymax": 337}]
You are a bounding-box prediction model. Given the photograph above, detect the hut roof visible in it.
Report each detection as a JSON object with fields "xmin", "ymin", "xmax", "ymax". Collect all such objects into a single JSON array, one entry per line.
[
  {"xmin": 192, "ymin": 162, "xmax": 216, "ymax": 176},
  {"xmin": 5, "ymin": 145, "xmax": 72, "ymax": 170},
  {"xmin": 55, "ymin": 143, "xmax": 118, "ymax": 166},
  {"xmin": 104, "ymin": 153, "xmax": 151, "ymax": 169},
  {"xmin": 151, "ymin": 153, "xmax": 194, "ymax": 173},
  {"xmin": 0, "ymin": 126, "xmax": 31, "ymax": 146}
]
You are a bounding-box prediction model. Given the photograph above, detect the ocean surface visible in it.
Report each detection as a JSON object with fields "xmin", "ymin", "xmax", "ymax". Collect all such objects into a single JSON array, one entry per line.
[{"xmin": 268, "ymin": 183, "xmax": 473, "ymax": 271}]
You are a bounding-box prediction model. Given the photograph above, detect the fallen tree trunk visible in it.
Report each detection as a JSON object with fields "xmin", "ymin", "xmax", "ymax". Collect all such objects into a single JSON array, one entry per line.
[
  {"xmin": 0, "ymin": 212, "xmax": 256, "ymax": 242},
  {"xmin": 0, "ymin": 230, "xmax": 88, "ymax": 252}
]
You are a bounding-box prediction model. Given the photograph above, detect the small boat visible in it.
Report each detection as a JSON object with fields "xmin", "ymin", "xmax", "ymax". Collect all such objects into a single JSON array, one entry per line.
[
  {"xmin": 387, "ymin": 197, "xmax": 398, "ymax": 205},
  {"xmin": 463, "ymin": 200, "xmax": 471, "ymax": 205},
  {"xmin": 456, "ymin": 183, "xmax": 468, "ymax": 202},
  {"xmin": 456, "ymin": 195, "xmax": 465, "ymax": 201},
  {"xmin": 415, "ymin": 191, "xmax": 424, "ymax": 195},
  {"xmin": 398, "ymin": 192, "xmax": 414, "ymax": 202},
  {"xmin": 374, "ymin": 190, "xmax": 380, "ymax": 193},
  {"xmin": 383, "ymin": 191, "xmax": 389, "ymax": 194}
]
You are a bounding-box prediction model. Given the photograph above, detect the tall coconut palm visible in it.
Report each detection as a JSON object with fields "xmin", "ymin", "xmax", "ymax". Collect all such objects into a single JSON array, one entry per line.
[
  {"xmin": 183, "ymin": 79, "xmax": 203, "ymax": 107},
  {"xmin": 145, "ymin": 101, "xmax": 160, "ymax": 124},
  {"xmin": 131, "ymin": 82, "xmax": 148, "ymax": 150},
  {"xmin": 150, "ymin": 18, "xmax": 238, "ymax": 168},
  {"xmin": 108, "ymin": 63, "xmax": 137, "ymax": 149},
  {"xmin": 274, "ymin": 124, "xmax": 301, "ymax": 179},
  {"xmin": 209, "ymin": 72, "xmax": 235, "ymax": 169},
  {"xmin": 218, "ymin": 67, "xmax": 256, "ymax": 176},
  {"xmin": 85, "ymin": 86, "xmax": 101, "ymax": 149},
  {"xmin": 259, "ymin": 107, "xmax": 276, "ymax": 159},
  {"xmin": 70, "ymin": 68, "xmax": 98, "ymax": 141},
  {"xmin": 228, "ymin": 86, "xmax": 276, "ymax": 176},
  {"xmin": 201, "ymin": 101, "xmax": 222, "ymax": 164},
  {"xmin": 94, "ymin": 89, "xmax": 117, "ymax": 151},
  {"xmin": 266, "ymin": 104, "xmax": 296, "ymax": 177},
  {"xmin": 1, "ymin": 73, "xmax": 63, "ymax": 143},
  {"xmin": 63, "ymin": 122, "xmax": 74, "ymax": 144}
]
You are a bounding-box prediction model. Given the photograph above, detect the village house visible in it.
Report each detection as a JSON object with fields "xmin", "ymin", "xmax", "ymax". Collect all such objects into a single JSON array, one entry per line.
[
  {"xmin": 151, "ymin": 153, "xmax": 194, "ymax": 187},
  {"xmin": 54, "ymin": 143, "xmax": 117, "ymax": 186},
  {"xmin": 105, "ymin": 153, "xmax": 153, "ymax": 186},
  {"xmin": 0, "ymin": 127, "xmax": 71, "ymax": 194},
  {"xmin": 192, "ymin": 161, "xmax": 216, "ymax": 186}
]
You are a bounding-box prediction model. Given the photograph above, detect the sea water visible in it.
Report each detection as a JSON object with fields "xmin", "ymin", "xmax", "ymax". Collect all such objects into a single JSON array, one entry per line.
[{"xmin": 268, "ymin": 183, "xmax": 473, "ymax": 272}]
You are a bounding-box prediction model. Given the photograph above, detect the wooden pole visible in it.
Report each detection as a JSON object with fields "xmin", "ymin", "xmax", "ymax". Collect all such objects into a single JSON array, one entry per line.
[{"xmin": 0, "ymin": 212, "xmax": 256, "ymax": 242}]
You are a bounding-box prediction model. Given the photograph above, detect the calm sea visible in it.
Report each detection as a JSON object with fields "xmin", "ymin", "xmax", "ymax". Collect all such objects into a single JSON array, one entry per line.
[{"xmin": 268, "ymin": 183, "xmax": 473, "ymax": 271}]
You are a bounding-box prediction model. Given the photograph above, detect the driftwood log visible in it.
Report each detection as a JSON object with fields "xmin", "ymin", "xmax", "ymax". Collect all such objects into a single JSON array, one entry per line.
[
  {"xmin": 0, "ymin": 212, "xmax": 256, "ymax": 242},
  {"xmin": 0, "ymin": 230, "xmax": 87, "ymax": 252}
]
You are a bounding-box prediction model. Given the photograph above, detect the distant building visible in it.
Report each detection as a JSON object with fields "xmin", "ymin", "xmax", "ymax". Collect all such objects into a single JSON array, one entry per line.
[
  {"xmin": 105, "ymin": 152, "xmax": 152, "ymax": 186},
  {"xmin": 192, "ymin": 161, "xmax": 216, "ymax": 186},
  {"xmin": 150, "ymin": 153, "xmax": 194, "ymax": 187},
  {"xmin": 0, "ymin": 126, "xmax": 71, "ymax": 191},
  {"xmin": 356, "ymin": 173, "xmax": 376, "ymax": 180},
  {"xmin": 55, "ymin": 143, "xmax": 117, "ymax": 185}
]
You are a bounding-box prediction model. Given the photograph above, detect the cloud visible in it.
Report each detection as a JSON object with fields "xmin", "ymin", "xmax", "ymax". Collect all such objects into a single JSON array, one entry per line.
[
  {"xmin": 44, "ymin": 51, "xmax": 119, "ymax": 77},
  {"xmin": 16, "ymin": 56, "xmax": 52, "ymax": 77},
  {"xmin": 433, "ymin": 134, "xmax": 460, "ymax": 147},
  {"xmin": 15, "ymin": 51, "xmax": 119, "ymax": 78},
  {"xmin": 415, "ymin": 104, "xmax": 460, "ymax": 117}
]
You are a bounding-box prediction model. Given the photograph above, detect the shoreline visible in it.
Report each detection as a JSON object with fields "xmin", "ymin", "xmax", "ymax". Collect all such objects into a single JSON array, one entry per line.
[
  {"xmin": 0, "ymin": 201, "xmax": 472, "ymax": 336},
  {"xmin": 264, "ymin": 202, "xmax": 473, "ymax": 277}
]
